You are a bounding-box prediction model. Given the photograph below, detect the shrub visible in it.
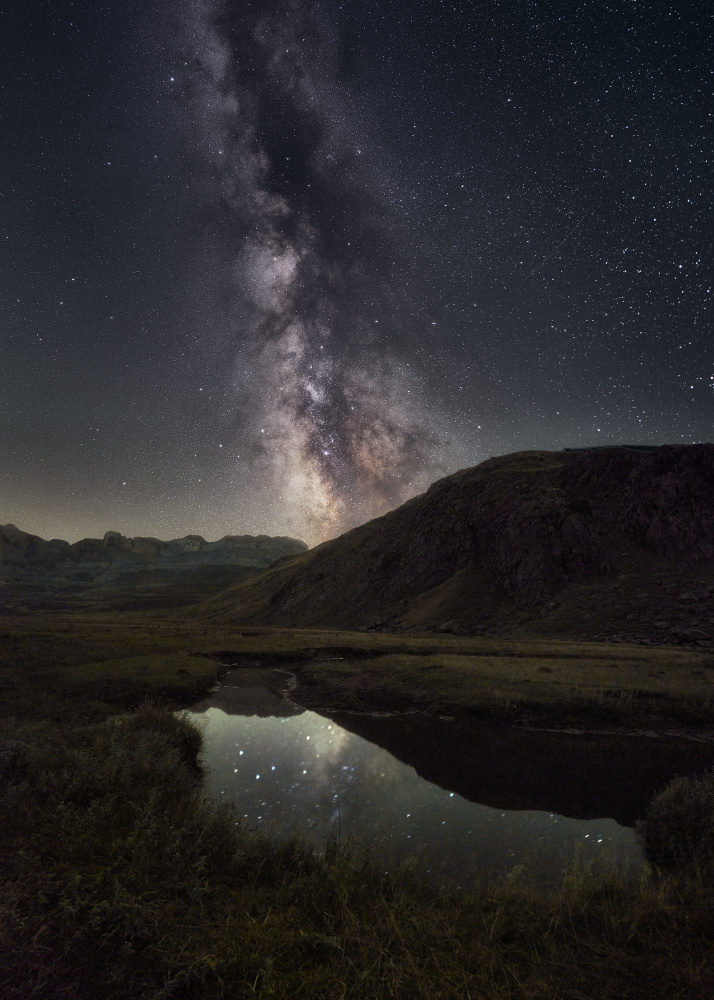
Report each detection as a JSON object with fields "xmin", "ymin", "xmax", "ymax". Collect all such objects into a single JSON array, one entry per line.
[
  {"xmin": 118, "ymin": 701, "xmax": 204, "ymax": 772},
  {"xmin": 637, "ymin": 769, "xmax": 714, "ymax": 872}
]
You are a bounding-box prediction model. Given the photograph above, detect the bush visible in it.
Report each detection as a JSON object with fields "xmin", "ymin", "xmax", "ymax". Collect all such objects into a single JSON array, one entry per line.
[
  {"xmin": 119, "ymin": 701, "xmax": 204, "ymax": 772},
  {"xmin": 638, "ymin": 769, "xmax": 714, "ymax": 872}
]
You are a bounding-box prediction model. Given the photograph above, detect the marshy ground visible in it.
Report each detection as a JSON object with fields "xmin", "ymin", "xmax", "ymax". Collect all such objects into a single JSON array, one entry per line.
[{"xmin": 2, "ymin": 612, "xmax": 713, "ymax": 997}]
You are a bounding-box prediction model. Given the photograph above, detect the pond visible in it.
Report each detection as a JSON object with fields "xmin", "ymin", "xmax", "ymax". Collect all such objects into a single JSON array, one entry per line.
[{"xmin": 188, "ymin": 668, "xmax": 649, "ymax": 884}]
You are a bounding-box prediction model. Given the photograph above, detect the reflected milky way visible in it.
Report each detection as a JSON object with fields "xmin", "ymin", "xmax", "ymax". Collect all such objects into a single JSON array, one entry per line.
[{"xmin": 189, "ymin": 690, "xmax": 640, "ymax": 883}]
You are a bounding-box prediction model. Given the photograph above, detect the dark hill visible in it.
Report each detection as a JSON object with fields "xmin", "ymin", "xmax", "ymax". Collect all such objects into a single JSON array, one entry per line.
[
  {"xmin": 0, "ymin": 526, "xmax": 307, "ymax": 612},
  {"xmin": 198, "ymin": 445, "xmax": 714, "ymax": 645}
]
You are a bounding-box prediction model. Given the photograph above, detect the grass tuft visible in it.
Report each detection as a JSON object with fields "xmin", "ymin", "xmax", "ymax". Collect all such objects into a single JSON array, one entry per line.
[{"xmin": 637, "ymin": 769, "xmax": 714, "ymax": 873}]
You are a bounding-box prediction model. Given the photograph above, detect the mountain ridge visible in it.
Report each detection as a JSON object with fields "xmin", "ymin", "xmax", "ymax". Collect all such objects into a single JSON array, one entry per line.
[
  {"xmin": 195, "ymin": 445, "xmax": 714, "ymax": 644},
  {"xmin": 0, "ymin": 525, "xmax": 307, "ymax": 612}
]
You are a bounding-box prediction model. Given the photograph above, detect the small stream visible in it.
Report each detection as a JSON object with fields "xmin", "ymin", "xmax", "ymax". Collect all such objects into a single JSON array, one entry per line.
[{"xmin": 188, "ymin": 669, "xmax": 644, "ymax": 884}]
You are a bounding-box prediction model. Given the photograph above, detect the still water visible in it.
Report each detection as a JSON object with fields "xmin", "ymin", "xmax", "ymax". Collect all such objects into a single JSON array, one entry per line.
[{"xmin": 188, "ymin": 669, "xmax": 640, "ymax": 883}]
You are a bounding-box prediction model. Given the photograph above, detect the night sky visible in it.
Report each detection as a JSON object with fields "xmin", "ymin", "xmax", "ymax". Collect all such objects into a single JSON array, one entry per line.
[{"xmin": 2, "ymin": 1, "xmax": 712, "ymax": 546}]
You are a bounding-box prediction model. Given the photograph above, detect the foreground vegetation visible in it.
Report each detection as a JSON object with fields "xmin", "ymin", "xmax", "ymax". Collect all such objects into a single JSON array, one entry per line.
[
  {"xmin": 2, "ymin": 613, "xmax": 714, "ymax": 996},
  {"xmin": 2, "ymin": 703, "xmax": 713, "ymax": 999}
]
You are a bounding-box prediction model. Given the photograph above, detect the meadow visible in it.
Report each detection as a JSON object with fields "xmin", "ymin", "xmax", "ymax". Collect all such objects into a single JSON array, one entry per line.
[{"xmin": 2, "ymin": 613, "xmax": 713, "ymax": 997}]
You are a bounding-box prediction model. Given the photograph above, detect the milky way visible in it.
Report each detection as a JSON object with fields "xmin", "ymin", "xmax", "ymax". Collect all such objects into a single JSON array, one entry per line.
[
  {"xmin": 2, "ymin": 1, "xmax": 712, "ymax": 544},
  {"xmin": 184, "ymin": 0, "xmax": 447, "ymax": 541}
]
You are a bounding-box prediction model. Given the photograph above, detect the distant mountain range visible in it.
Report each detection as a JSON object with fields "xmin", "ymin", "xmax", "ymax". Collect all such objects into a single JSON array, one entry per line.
[
  {"xmin": 196, "ymin": 444, "xmax": 714, "ymax": 646},
  {"xmin": 0, "ymin": 526, "xmax": 307, "ymax": 612}
]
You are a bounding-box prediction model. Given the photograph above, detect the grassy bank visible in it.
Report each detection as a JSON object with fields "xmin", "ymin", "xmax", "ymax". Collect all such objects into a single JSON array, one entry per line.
[
  {"xmin": 2, "ymin": 613, "xmax": 713, "ymax": 728},
  {"xmin": 2, "ymin": 704, "xmax": 713, "ymax": 999},
  {"xmin": 0, "ymin": 616, "xmax": 219, "ymax": 722},
  {"xmin": 294, "ymin": 646, "xmax": 714, "ymax": 726},
  {"xmin": 2, "ymin": 615, "xmax": 714, "ymax": 995}
]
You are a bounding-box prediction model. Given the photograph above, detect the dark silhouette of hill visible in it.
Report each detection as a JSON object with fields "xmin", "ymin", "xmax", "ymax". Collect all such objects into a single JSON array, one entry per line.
[
  {"xmin": 197, "ymin": 445, "xmax": 714, "ymax": 645},
  {"xmin": 0, "ymin": 526, "xmax": 307, "ymax": 612}
]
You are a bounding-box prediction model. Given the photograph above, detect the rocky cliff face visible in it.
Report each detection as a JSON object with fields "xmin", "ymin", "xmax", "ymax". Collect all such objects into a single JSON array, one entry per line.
[
  {"xmin": 0, "ymin": 526, "xmax": 307, "ymax": 612},
  {"xmin": 198, "ymin": 445, "xmax": 714, "ymax": 644}
]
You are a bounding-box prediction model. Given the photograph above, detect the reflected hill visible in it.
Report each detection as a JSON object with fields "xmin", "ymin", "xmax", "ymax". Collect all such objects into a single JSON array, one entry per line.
[
  {"xmin": 193, "ymin": 667, "xmax": 713, "ymax": 827},
  {"xmin": 325, "ymin": 710, "xmax": 714, "ymax": 827},
  {"xmin": 190, "ymin": 668, "xmax": 304, "ymax": 718}
]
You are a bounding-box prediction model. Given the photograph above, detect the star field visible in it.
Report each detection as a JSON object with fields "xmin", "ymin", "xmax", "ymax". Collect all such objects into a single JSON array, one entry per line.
[{"xmin": 1, "ymin": 1, "xmax": 712, "ymax": 544}]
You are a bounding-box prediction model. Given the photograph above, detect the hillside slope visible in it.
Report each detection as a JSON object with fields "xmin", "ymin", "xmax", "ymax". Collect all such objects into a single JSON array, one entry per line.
[{"xmin": 197, "ymin": 445, "xmax": 714, "ymax": 644}]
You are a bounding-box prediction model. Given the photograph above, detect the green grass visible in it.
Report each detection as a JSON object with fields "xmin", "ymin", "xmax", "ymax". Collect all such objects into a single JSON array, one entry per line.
[
  {"xmin": 638, "ymin": 770, "xmax": 714, "ymax": 873},
  {"xmin": 2, "ymin": 704, "xmax": 713, "ymax": 999},
  {"xmin": 0, "ymin": 618, "xmax": 220, "ymax": 722},
  {"xmin": 2, "ymin": 614, "xmax": 712, "ymax": 727},
  {"xmin": 294, "ymin": 646, "xmax": 714, "ymax": 725}
]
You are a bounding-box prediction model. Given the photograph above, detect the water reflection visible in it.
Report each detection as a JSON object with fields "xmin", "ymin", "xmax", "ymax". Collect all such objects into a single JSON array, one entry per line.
[
  {"xmin": 327, "ymin": 710, "xmax": 714, "ymax": 826},
  {"xmin": 189, "ymin": 671, "xmax": 640, "ymax": 883}
]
